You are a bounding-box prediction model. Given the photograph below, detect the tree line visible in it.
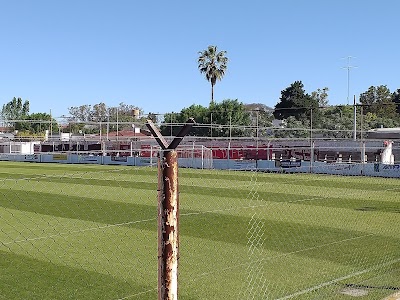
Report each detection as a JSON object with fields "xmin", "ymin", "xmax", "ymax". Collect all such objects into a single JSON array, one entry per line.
[
  {"xmin": 0, "ymin": 99, "xmax": 159, "ymax": 137},
  {"xmin": 2, "ymin": 82, "xmax": 400, "ymax": 139},
  {"xmin": 0, "ymin": 97, "xmax": 58, "ymax": 137},
  {"xmin": 272, "ymin": 81, "xmax": 400, "ymax": 138},
  {"xmin": 2, "ymin": 44, "xmax": 400, "ymax": 139}
]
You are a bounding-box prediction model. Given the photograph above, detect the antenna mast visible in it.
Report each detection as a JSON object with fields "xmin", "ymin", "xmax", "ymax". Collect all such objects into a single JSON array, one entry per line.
[{"xmin": 341, "ymin": 56, "xmax": 357, "ymax": 105}]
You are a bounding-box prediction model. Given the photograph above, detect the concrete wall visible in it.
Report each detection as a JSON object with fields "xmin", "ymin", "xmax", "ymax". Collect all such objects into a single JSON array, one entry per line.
[{"xmin": 1, "ymin": 153, "xmax": 400, "ymax": 178}]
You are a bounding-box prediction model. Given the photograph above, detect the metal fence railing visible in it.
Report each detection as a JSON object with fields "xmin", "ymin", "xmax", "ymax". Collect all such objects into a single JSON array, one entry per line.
[{"xmin": 1, "ymin": 114, "xmax": 399, "ymax": 299}]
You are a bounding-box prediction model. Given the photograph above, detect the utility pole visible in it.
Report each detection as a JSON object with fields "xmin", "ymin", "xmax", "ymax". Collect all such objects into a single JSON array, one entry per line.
[
  {"xmin": 342, "ymin": 56, "xmax": 357, "ymax": 105},
  {"xmin": 146, "ymin": 119, "xmax": 195, "ymax": 300}
]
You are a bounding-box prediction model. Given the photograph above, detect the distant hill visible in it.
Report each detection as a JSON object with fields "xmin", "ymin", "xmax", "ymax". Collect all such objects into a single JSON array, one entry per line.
[{"xmin": 244, "ymin": 103, "xmax": 273, "ymax": 112}]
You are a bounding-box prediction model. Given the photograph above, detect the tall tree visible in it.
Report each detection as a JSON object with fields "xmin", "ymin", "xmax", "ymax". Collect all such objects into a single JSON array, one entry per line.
[
  {"xmin": 161, "ymin": 104, "xmax": 209, "ymax": 136},
  {"xmin": 68, "ymin": 102, "xmax": 141, "ymax": 123},
  {"xmin": 311, "ymin": 87, "xmax": 329, "ymax": 107},
  {"xmin": 273, "ymin": 116, "xmax": 310, "ymax": 138},
  {"xmin": 22, "ymin": 112, "xmax": 59, "ymax": 135},
  {"xmin": 209, "ymin": 99, "xmax": 251, "ymax": 137},
  {"xmin": 68, "ymin": 104, "xmax": 92, "ymax": 122},
  {"xmin": 198, "ymin": 45, "xmax": 228, "ymax": 103},
  {"xmin": 160, "ymin": 99, "xmax": 251, "ymax": 137},
  {"xmin": 274, "ymin": 81, "xmax": 319, "ymax": 122},
  {"xmin": 317, "ymin": 106, "xmax": 355, "ymax": 138},
  {"xmin": 359, "ymin": 85, "xmax": 397, "ymax": 119},
  {"xmin": 1, "ymin": 97, "xmax": 30, "ymax": 120},
  {"xmin": 1, "ymin": 97, "xmax": 30, "ymax": 130},
  {"xmin": 108, "ymin": 103, "xmax": 142, "ymax": 131},
  {"xmin": 92, "ymin": 102, "xmax": 108, "ymax": 122},
  {"xmin": 392, "ymin": 88, "xmax": 400, "ymax": 114}
]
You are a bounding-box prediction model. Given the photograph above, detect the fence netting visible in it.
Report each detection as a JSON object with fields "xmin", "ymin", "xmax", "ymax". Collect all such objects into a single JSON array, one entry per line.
[
  {"xmin": 0, "ymin": 114, "xmax": 399, "ymax": 299},
  {"xmin": 177, "ymin": 167, "xmax": 399, "ymax": 299},
  {"xmin": 0, "ymin": 163, "xmax": 159, "ymax": 299}
]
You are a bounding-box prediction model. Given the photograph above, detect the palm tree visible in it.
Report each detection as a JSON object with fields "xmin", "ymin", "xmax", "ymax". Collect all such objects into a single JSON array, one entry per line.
[{"xmin": 198, "ymin": 45, "xmax": 228, "ymax": 103}]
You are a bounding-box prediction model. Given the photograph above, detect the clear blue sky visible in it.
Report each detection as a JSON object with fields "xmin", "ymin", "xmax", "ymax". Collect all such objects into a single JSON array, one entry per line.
[{"xmin": 0, "ymin": 0, "xmax": 399, "ymax": 119}]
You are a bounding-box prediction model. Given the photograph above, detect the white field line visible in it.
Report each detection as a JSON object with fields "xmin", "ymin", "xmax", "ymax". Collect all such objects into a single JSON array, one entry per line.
[
  {"xmin": 0, "ymin": 174, "xmax": 49, "ymax": 182},
  {"xmin": 189, "ymin": 233, "xmax": 375, "ymax": 281},
  {"xmin": 182, "ymin": 173, "xmax": 400, "ymax": 186},
  {"xmin": 249, "ymin": 181, "xmax": 400, "ymax": 203},
  {"xmin": 1, "ymin": 172, "xmax": 398, "ymax": 201},
  {"xmin": 275, "ymin": 258, "xmax": 400, "ymax": 300},
  {"xmin": 1, "ymin": 195, "xmax": 371, "ymax": 249},
  {"xmin": 0, "ymin": 173, "xmax": 152, "ymax": 183},
  {"xmin": 382, "ymin": 291, "xmax": 400, "ymax": 300},
  {"xmin": 115, "ymin": 288, "xmax": 157, "ymax": 300},
  {"xmin": 1, "ymin": 200, "xmax": 320, "ymax": 246},
  {"xmin": 1, "ymin": 217, "xmax": 156, "ymax": 246},
  {"xmin": 180, "ymin": 179, "xmax": 400, "ymax": 204},
  {"xmin": 0, "ymin": 173, "xmax": 104, "ymax": 183},
  {"xmin": 2, "ymin": 203, "xmax": 260, "ymax": 246},
  {"xmin": 2, "ymin": 174, "xmax": 397, "ymax": 246}
]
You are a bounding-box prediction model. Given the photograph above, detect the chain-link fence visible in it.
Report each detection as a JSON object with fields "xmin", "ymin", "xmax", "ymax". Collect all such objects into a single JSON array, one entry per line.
[
  {"xmin": 1, "ymin": 109, "xmax": 400, "ymax": 299},
  {"xmin": 177, "ymin": 167, "xmax": 400, "ymax": 299},
  {"xmin": 0, "ymin": 163, "xmax": 159, "ymax": 299}
]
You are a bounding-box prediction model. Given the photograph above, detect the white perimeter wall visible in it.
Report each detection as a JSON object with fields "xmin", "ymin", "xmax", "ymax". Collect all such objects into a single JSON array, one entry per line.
[{"xmin": 0, "ymin": 154, "xmax": 399, "ymax": 178}]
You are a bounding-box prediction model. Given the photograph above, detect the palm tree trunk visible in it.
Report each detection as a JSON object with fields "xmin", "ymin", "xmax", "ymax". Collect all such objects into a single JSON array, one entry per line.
[{"xmin": 211, "ymin": 83, "xmax": 214, "ymax": 104}]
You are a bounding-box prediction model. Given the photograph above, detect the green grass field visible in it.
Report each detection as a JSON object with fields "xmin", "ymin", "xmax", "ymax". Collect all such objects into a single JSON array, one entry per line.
[{"xmin": 0, "ymin": 161, "xmax": 399, "ymax": 300}]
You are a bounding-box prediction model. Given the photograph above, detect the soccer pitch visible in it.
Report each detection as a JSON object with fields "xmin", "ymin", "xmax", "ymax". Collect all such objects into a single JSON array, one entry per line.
[{"xmin": 0, "ymin": 161, "xmax": 399, "ymax": 299}]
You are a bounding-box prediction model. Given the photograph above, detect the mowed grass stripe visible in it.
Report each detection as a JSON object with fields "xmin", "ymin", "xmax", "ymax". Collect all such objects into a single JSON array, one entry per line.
[
  {"xmin": 1, "ymin": 189, "xmax": 398, "ymax": 269},
  {"xmin": 2, "ymin": 189, "xmax": 398, "ymax": 240},
  {"xmin": 1, "ymin": 163, "xmax": 399, "ymax": 218},
  {"xmin": 179, "ymin": 169, "xmax": 400, "ymax": 191},
  {"xmin": 0, "ymin": 250, "xmax": 154, "ymax": 300},
  {"xmin": 1, "ymin": 167, "xmax": 398, "ymax": 236},
  {"xmin": 2, "ymin": 161, "xmax": 400, "ymax": 192},
  {"xmin": 0, "ymin": 173, "xmax": 157, "ymax": 189},
  {"xmin": 0, "ymin": 162, "xmax": 157, "ymax": 176},
  {"xmin": 0, "ymin": 175, "xmax": 315, "ymax": 202},
  {"xmin": 0, "ymin": 178, "xmax": 156, "ymax": 206},
  {"xmin": 2, "ymin": 208, "xmax": 397, "ymax": 300},
  {"xmin": 300, "ymin": 197, "xmax": 400, "ymax": 214},
  {"xmin": 2, "ymin": 169, "xmax": 400, "ymax": 208},
  {"xmin": 0, "ymin": 189, "xmax": 157, "ymax": 230},
  {"xmin": 1, "ymin": 162, "xmax": 399, "ymax": 299},
  {"xmin": 1, "ymin": 176, "xmax": 399, "ymax": 214},
  {"xmin": 2, "ymin": 162, "xmax": 400, "ymax": 205},
  {"xmin": 179, "ymin": 212, "xmax": 400, "ymax": 268},
  {"xmin": 0, "ymin": 171, "xmax": 157, "ymax": 182},
  {"xmin": 3, "ymin": 219, "xmax": 350, "ymax": 300}
]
